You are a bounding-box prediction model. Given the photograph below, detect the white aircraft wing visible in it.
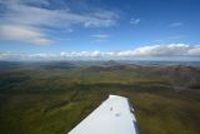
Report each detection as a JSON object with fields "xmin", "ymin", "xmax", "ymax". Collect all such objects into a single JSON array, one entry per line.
[{"xmin": 68, "ymin": 95, "xmax": 139, "ymax": 134}]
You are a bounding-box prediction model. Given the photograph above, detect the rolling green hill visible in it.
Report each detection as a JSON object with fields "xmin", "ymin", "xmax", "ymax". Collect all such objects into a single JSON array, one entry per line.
[{"xmin": 0, "ymin": 62, "xmax": 200, "ymax": 134}]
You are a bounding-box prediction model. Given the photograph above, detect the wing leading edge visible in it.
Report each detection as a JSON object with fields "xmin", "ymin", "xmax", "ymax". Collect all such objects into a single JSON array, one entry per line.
[{"xmin": 68, "ymin": 95, "xmax": 139, "ymax": 134}]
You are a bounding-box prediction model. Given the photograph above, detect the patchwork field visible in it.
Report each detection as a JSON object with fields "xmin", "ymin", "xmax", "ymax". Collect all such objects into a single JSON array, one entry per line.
[{"xmin": 0, "ymin": 61, "xmax": 200, "ymax": 134}]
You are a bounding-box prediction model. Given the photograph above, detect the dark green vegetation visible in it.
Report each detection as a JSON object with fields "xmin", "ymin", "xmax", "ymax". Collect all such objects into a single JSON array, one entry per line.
[{"xmin": 0, "ymin": 61, "xmax": 200, "ymax": 134}]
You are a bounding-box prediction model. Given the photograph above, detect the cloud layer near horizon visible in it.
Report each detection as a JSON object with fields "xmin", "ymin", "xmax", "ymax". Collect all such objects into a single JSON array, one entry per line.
[{"xmin": 1, "ymin": 44, "xmax": 200, "ymax": 61}]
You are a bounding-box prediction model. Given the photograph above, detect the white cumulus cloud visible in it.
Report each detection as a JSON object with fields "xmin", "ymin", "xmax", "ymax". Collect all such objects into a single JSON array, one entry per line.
[
  {"xmin": 1, "ymin": 44, "xmax": 200, "ymax": 61},
  {"xmin": 130, "ymin": 18, "xmax": 141, "ymax": 25}
]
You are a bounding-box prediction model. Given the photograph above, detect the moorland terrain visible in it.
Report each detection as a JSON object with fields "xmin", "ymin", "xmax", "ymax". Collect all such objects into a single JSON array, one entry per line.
[{"xmin": 0, "ymin": 61, "xmax": 200, "ymax": 134}]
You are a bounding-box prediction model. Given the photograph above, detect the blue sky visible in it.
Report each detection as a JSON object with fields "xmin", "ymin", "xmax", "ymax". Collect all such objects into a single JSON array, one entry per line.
[{"xmin": 0, "ymin": 0, "xmax": 200, "ymax": 60}]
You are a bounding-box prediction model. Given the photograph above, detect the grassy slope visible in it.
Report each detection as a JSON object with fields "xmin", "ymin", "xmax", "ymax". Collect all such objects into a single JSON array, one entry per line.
[{"xmin": 0, "ymin": 62, "xmax": 200, "ymax": 134}]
